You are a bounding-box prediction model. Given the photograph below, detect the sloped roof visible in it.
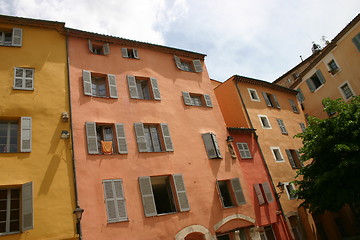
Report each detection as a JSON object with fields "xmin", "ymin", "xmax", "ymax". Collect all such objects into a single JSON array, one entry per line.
[{"xmin": 0, "ymin": 14, "xmax": 65, "ymax": 32}]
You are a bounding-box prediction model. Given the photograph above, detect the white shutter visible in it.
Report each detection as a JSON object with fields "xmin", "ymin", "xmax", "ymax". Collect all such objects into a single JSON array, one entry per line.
[
  {"xmin": 254, "ymin": 183, "xmax": 265, "ymax": 205},
  {"xmin": 121, "ymin": 48, "xmax": 129, "ymax": 58},
  {"xmin": 20, "ymin": 117, "xmax": 32, "ymax": 152},
  {"xmin": 134, "ymin": 123, "xmax": 148, "ymax": 152},
  {"xmin": 107, "ymin": 74, "xmax": 118, "ymax": 98},
  {"xmin": 230, "ymin": 178, "xmax": 246, "ymax": 205},
  {"xmin": 82, "ymin": 70, "xmax": 92, "ymax": 96},
  {"xmin": 203, "ymin": 94, "xmax": 213, "ymax": 107},
  {"xmin": 202, "ymin": 133, "xmax": 217, "ymax": 159},
  {"xmin": 261, "ymin": 92, "xmax": 271, "ymax": 107},
  {"xmin": 115, "ymin": 123, "xmax": 127, "ymax": 154},
  {"xmin": 22, "ymin": 182, "xmax": 33, "ymax": 231},
  {"xmin": 160, "ymin": 123, "xmax": 173, "ymax": 151},
  {"xmin": 174, "ymin": 55, "xmax": 183, "ymax": 70},
  {"xmin": 85, "ymin": 122, "xmax": 99, "ymax": 154},
  {"xmin": 150, "ymin": 78, "xmax": 161, "ymax": 100},
  {"xmin": 103, "ymin": 180, "xmax": 128, "ymax": 223},
  {"xmin": 88, "ymin": 40, "xmax": 93, "ymax": 53},
  {"xmin": 103, "ymin": 43, "xmax": 110, "ymax": 55},
  {"xmin": 12, "ymin": 28, "xmax": 22, "ymax": 47},
  {"xmin": 132, "ymin": 49, "xmax": 139, "ymax": 59},
  {"xmin": 127, "ymin": 75, "xmax": 139, "ymax": 99},
  {"xmin": 286, "ymin": 149, "xmax": 296, "ymax": 169},
  {"xmin": 182, "ymin": 92, "xmax": 193, "ymax": 106},
  {"xmin": 139, "ymin": 176, "xmax": 157, "ymax": 217},
  {"xmin": 192, "ymin": 59, "xmax": 203, "ymax": 72},
  {"xmin": 172, "ymin": 174, "xmax": 190, "ymax": 212},
  {"xmin": 262, "ymin": 182, "xmax": 274, "ymax": 203}
]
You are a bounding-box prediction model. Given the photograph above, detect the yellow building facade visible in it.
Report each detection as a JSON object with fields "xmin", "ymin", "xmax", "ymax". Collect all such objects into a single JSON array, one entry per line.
[{"xmin": 0, "ymin": 16, "xmax": 77, "ymax": 239}]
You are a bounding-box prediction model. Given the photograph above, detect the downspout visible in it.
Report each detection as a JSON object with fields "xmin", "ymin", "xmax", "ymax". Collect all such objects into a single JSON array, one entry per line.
[{"xmin": 234, "ymin": 80, "xmax": 293, "ymax": 240}]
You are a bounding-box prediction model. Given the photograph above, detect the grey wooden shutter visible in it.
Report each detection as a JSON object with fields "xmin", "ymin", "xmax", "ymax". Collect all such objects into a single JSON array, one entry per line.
[
  {"xmin": 192, "ymin": 59, "xmax": 203, "ymax": 72},
  {"xmin": 306, "ymin": 79, "xmax": 316, "ymax": 92},
  {"xmin": 21, "ymin": 182, "xmax": 33, "ymax": 231},
  {"xmin": 150, "ymin": 77, "xmax": 161, "ymax": 100},
  {"xmin": 134, "ymin": 123, "xmax": 148, "ymax": 152},
  {"xmin": 262, "ymin": 182, "xmax": 274, "ymax": 203},
  {"xmin": 85, "ymin": 122, "xmax": 99, "ymax": 154},
  {"xmin": 127, "ymin": 75, "xmax": 139, "ymax": 99},
  {"xmin": 133, "ymin": 49, "xmax": 139, "ymax": 59},
  {"xmin": 160, "ymin": 123, "xmax": 173, "ymax": 151},
  {"xmin": 172, "ymin": 174, "xmax": 190, "ymax": 212},
  {"xmin": 261, "ymin": 92, "xmax": 271, "ymax": 107},
  {"xmin": 139, "ymin": 176, "xmax": 157, "ymax": 217},
  {"xmin": 296, "ymin": 150, "xmax": 304, "ymax": 167},
  {"xmin": 203, "ymin": 94, "xmax": 213, "ymax": 107},
  {"xmin": 182, "ymin": 91, "xmax": 194, "ymax": 106},
  {"xmin": 296, "ymin": 88, "xmax": 305, "ymax": 102},
  {"xmin": 103, "ymin": 180, "xmax": 127, "ymax": 223},
  {"xmin": 107, "ymin": 74, "xmax": 118, "ymax": 98},
  {"xmin": 174, "ymin": 55, "xmax": 183, "ymax": 70},
  {"xmin": 352, "ymin": 34, "xmax": 360, "ymax": 51},
  {"xmin": 289, "ymin": 99, "xmax": 299, "ymax": 113},
  {"xmin": 212, "ymin": 133, "xmax": 222, "ymax": 158},
  {"xmin": 83, "ymin": 70, "xmax": 93, "ymax": 96},
  {"xmin": 103, "ymin": 43, "xmax": 110, "ymax": 55},
  {"xmin": 272, "ymin": 94, "xmax": 281, "ymax": 108},
  {"xmin": 316, "ymin": 69, "xmax": 326, "ymax": 84},
  {"xmin": 254, "ymin": 183, "xmax": 265, "ymax": 205},
  {"xmin": 202, "ymin": 133, "xmax": 217, "ymax": 158},
  {"xmin": 276, "ymin": 119, "xmax": 287, "ymax": 134},
  {"xmin": 12, "ymin": 28, "xmax": 22, "ymax": 47},
  {"xmin": 88, "ymin": 40, "xmax": 93, "ymax": 53},
  {"xmin": 20, "ymin": 117, "xmax": 32, "ymax": 152},
  {"xmin": 230, "ymin": 178, "xmax": 246, "ymax": 205},
  {"xmin": 285, "ymin": 149, "xmax": 296, "ymax": 169},
  {"xmin": 121, "ymin": 48, "xmax": 129, "ymax": 58},
  {"xmin": 113, "ymin": 180, "xmax": 127, "ymax": 221},
  {"xmin": 115, "ymin": 123, "xmax": 127, "ymax": 154}
]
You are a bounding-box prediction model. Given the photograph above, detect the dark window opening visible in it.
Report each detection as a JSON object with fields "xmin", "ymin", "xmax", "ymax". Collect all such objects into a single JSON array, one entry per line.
[
  {"xmin": 216, "ymin": 234, "xmax": 231, "ymax": 240},
  {"xmin": 96, "ymin": 125, "xmax": 115, "ymax": 154},
  {"xmin": 151, "ymin": 176, "xmax": 176, "ymax": 214},
  {"xmin": 0, "ymin": 121, "xmax": 18, "ymax": 153},
  {"xmin": 0, "ymin": 188, "xmax": 20, "ymax": 234},
  {"xmin": 217, "ymin": 180, "xmax": 234, "ymax": 208},
  {"xmin": 310, "ymin": 74, "xmax": 322, "ymax": 89}
]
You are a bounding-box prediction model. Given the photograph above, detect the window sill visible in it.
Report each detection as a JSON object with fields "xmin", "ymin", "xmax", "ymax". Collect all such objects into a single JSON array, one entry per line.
[
  {"xmin": 107, "ymin": 218, "xmax": 129, "ymax": 223},
  {"xmin": 240, "ymin": 157, "xmax": 253, "ymax": 160},
  {"xmin": 0, "ymin": 231, "xmax": 21, "ymax": 236},
  {"xmin": 13, "ymin": 88, "xmax": 34, "ymax": 91},
  {"xmin": 275, "ymin": 159, "xmax": 285, "ymax": 163}
]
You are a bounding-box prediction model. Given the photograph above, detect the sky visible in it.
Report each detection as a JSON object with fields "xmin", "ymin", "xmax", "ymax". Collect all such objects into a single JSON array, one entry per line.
[{"xmin": 1, "ymin": 0, "xmax": 359, "ymax": 82}]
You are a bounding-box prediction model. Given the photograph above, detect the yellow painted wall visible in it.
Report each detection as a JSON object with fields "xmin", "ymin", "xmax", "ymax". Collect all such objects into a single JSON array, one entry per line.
[{"xmin": 0, "ymin": 21, "xmax": 77, "ymax": 239}]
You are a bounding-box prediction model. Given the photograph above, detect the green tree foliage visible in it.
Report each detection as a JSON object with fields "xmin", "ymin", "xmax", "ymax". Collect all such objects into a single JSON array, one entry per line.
[{"xmin": 295, "ymin": 96, "xmax": 360, "ymax": 214}]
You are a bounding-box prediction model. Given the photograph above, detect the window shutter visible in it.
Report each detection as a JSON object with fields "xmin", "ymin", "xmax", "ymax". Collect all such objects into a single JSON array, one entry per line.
[
  {"xmin": 174, "ymin": 55, "xmax": 183, "ymax": 70},
  {"xmin": 352, "ymin": 34, "xmax": 360, "ymax": 51},
  {"xmin": 150, "ymin": 77, "xmax": 161, "ymax": 100},
  {"xmin": 212, "ymin": 133, "xmax": 222, "ymax": 158},
  {"xmin": 192, "ymin": 59, "xmax": 203, "ymax": 72},
  {"xmin": 202, "ymin": 133, "xmax": 217, "ymax": 159},
  {"xmin": 113, "ymin": 180, "xmax": 127, "ymax": 221},
  {"xmin": 203, "ymin": 94, "xmax": 213, "ymax": 107},
  {"xmin": 20, "ymin": 117, "xmax": 32, "ymax": 152},
  {"xmin": 272, "ymin": 94, "xmax": 281, "ymax": 108},
  {"xmin": 289, "ymin": 99, "xmax": 299, "ymax": 113},
  {"xmin": 103, "ymin": 180, "xmax": 127, "ymax": 222},
  {"xmin": 316, "ymin": 69, "xmax": 326, "ymax": 84},
  {"xmin": 261, "ymin": 92, "xmax": 271, "ymax": 107},
  {"xmin": 276, "ymin": 119, "xmax": 287, "ymax": 134},
  {"xmin": 82, "ymin": 70, "xmax": 93, "ymax": 96},
  {"xmin": 121, "ymin": 48, "xmax": 129, "ymax": 58},
  {"xmin": 12, "ymin": 28, "xmax": 22, "ymax": 47},
  {"xmin": 306, "ymin": 79, "xmax": 316, "ymax": 92},
  {"xmin": 127, "ymin": 75, "xmax": 139, "ymax": 99},
  {"xmin": 254, "ymin": 183, "xmax": 265, "ymax": 205},
  {"xmin": 182, "ymin": 91, "xmax": 193, "ymax": 106},
  {"xmin": 85, "ymin": 122, "xmax": 99, "ymax": 154},
  {"xmin": 133, "ymin": 49, "xmax": 139, "ymax": 59},
  {"xmin": 230, "ymin": 178, "xmax": 246, "ymax": 205},
  {"xmin": 107, "ymin": 74, "xmax": 118, "ymax": 98},
  {"xmin": 22, "ymin": 182, "xmax": 33, "ymax": 231},
  {"xmin": 296, "ymin": 150, "xmax": 304, "ymax": 167},
  {"xmin": 115, "ymin": 123, "xmax": 128, "ymax": 154},
  {"xmin": 103, "ymin": 43, "xmax": 110, "ymax": 55},
  {"xmin": 296, "ymin": 88, "xmax": 305, "ymax": 102},
  {"xmin": 138, "ymin": 176, "xmax": 157, "ymax": 217},
  {"xmin": 262, "ymin": 182, "xmax": 274, "ymax": 203},
  {"xmin": 285, "ymin": 149, "xmax": 296, "ymax": 169},
  {"xmin": 88, "ymin": 40, "xmax": 94, "ymax": 53},
  {"xmin": 160, "ymin": 123, "xmax": 173, "ymax": 151},
  {"xmin": 172, "ymin": 174, "xmax": 190, "ymax": 212},
  {"xmin": 134, "ymin": 123, "xmax": 148, "ymax": 152},
  {"xmin": 14, "ymin": 67, "xmax": 24, "ymax": 89}
]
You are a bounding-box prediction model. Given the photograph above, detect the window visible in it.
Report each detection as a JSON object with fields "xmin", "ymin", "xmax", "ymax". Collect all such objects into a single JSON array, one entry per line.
[
  {"xmin": 260, "ymin": 226, "xmax": 276, "ymax": 240},
  {"xmin": 236, "ymin": 143, "xmax": 252, "ymax": 159},
  {"xmin": 338, "ymin": 82, "xmax": 354, "ymax": 100},
  {"xmin": 13, "ymin": 68, "xmax": 34, "ymax": 90},
  {"xmin": 0, "ymin": 28, "xmax": 22, "ymax": 47},
  {"xmin": 134, "ymin": 123, "xmax": 173, "ymax": 152},
  {"xmin": 261, "ymin": 92, "xmax": 280, "ymax": 108},
  {"xmin": 216, "ymin": 178, "xmax": 246, "ymax": 208},
  {"xmin": 258, "ymin": 115, "xmax": 271, "ymax": 129},
  {"xmin": 202, "ymin": 132, "xmax": 222, "ymax": 159},
  {"xmin": 174, "ymin": 55, "xmax": 203, "ymax": 73},
  {"xmin": 284, "ymin": 183, "xmax": 297, "ymax": 200},
  {"xmin": 88, "ymin": 40, "xmax": 110, "ymax": 55},
  {"xmin": 127, "ymin": 76, "xmax": 161, "ymax": 100},
  {"xmin": 0, "ymin": 117, "xmax": 31, "ymax": 153},
  {"xmin": 276, "ymin": 119, "xmax": 288, "ymax": 135},
  {"xmin": 352, "ymin": 32, "xmax": 360, "ymax": 52},
  {"xmin": 247, "ymin": 88, "xmax": 260, "ymax": 101},
  {"xmin": 182, "ymin": 92, "xmax": 213, "ymax": 107},
  {"xmin": 85, "ymin": 122, "xmax": 127, "ymax": 154},
  {"xmin": 288, "ymin": 99, "xmax": 299, "ymax": 113},
  {"xmin": 299, "ymin": 123, "xmax": 306, "ymax": 132},
  {"xmin": 296, "ymin": 88, "xmax": 305, "ymax": 103},
  {"xmin": 82, "ymin": 70, "xmax": 118, "ymax": 98},
  {"xmin": 270, "ymin": 147, "xmax": 284, "ymax": 162},
  {"xmin": 285, "ymin": 149, "xmax": 302, "ymax": 169},
  {"xmin": 327, "ymin": 59, "xmax": 340, "ymax": 75},
  {"xmin": 121, "ymin": 48, "xmax": 139, "ymax": 59},
  {"xmin": 103, "ymin": 179, "xmax": 127, "ymax": 223},
  {"xmin": 0, "ymin": 182, "xmax": 33, "ymax": 235},
  {"xmin": 139, "ymin": 174, "xmax": 189, "ymax": 217},
  {"xmin": 217, "ymin": 234, "xmax": 231, "ymax": 240},
  {"xmin": 254, "ymin": 182, "xmax": 274, "ymax": 206},
  {"xmin": 306, "ymin": 70, "xmax": 326, "ymax": 92}
]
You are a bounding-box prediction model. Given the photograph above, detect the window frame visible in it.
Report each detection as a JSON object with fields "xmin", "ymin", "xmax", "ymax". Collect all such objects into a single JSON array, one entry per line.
[
  {"xmin": 121, "ymin": 48, "xmax": 139, "ymax": 59},
  {"xmin": 284, "ymin": 182, "xmax": 297, "ymax": 200},
  {"xmin": 102, "ymin": 179, "xmax": 128, "ymax": 223},
  {"xmin": 236, "ymin": 142, "xmax": 252, "ymax": 159},
  {"xmin": 306, "ymin": 70, "xmax": 326, "ymax": 93},
  {"xmin": 182, "ymin": 91, "xmax": 213, "ymax": 107},
  {"xmin": 82, "ymin": 70, "xmax": 118, "ymax": 98},
  {"xmin": 13, "ymin": 67, "xmax": 34, "ymax": 90},
  {"xmin": 174, "ymin": 55, "xmax": 203, "ymax": 73},
  {"xmin": 261, "ymin": 92, "xmax": 280, "ymax": 108},
  {"xmin": 258, "ymin": 115, "xmax": 271, "ymax": 129},
  {"xmin": 88, "ymin": 40, "xmax": 110, "ymax": 55},
  {"xmin": 0, "ymin": 117, "xmax": 32, "ymax": 153},
  {"xmin": 338, "ymin": 81, "xmax": 355, "ymax": 101},
  {"xmin": 352, "ymin": 32, "xmax": 360, "ymax": 52},
  {"xmin": 202, "ymin": 132, "xmax": 222, "ymax": 159},
  {"xmin": 0, "ymin": 28, "xmax": 22, "ymax": 47},
  {"xmin": 247, "ymin": 88, "xmax": 260, "ymax": 102},
  {"xmin": 127, "ymin": 75, "xmax": 161, "ymax": 100},
  {"xmin": 134, "ymin": 123, "xmax": 173, "ymax": 153},
  {"xmin": 285, "ymin": 149, "xmax": 302, "ymax": 169},
  {"xmin": 270, "ymin": 147, "xmax": 284, "ymax": 162},
  {"xmin": 216, "ymin": 178, "xmax": 246, "ymax": 208},
  {"xmin": 327, "ymin": 59, "xmax": 340, "ymax": 75},
  {"xmin": 276, "ymin": 119, "xmax": 288, "ymax": 135}
]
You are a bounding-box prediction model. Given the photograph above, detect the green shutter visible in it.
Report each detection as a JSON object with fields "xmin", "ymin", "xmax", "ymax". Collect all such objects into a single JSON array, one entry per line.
[
  {"xmin": 261, "ymin": 92, "xmax": 271, "ymax": 107},
  {"xmin": 103, "ymin": 179, "xmax": 128, "ymax": 223},
  {"xmin": 139, "ymin": 176, "xmax": 157, "ymax": 217},
  {"xmin": 88, "ymin": 40, "xmax": 93, "ymax": 53},
  {"xmin": 202, "ymin": 133, "xmax": 217, "ymax": 159},
  {"xmin": 286, "ymin": 149, "xmax": 296, "ymax": 169},
  {"xmin": 306, "ymin": 78, "xmax": 316, "ymax": 92},
  {"xmin": 133, "ymin": 49, "xmax": 139, "ymax": 59},
  {"xmin": 174, "ymin": 55, "xmax": 183, "ymax": 70},
  {"xmin": 352, "ymin": 33, "xmax": 360, "ymax": 52},
  {"xmin": 272, "ymin": 94, "xmax": 281, "ymax": 108}
]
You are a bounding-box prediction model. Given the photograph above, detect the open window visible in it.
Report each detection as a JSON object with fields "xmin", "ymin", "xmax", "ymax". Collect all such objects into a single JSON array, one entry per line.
[
  {"xmin": 0, "ymin": 117, "xmax": 32, "ymax": 153},
  {"xmin": 0, "ymin": 28, "xmax": 22, "ymax": 47},
  {"xmin": 285, "ymin": 149, "xmax": 302, "ymax": 169},
  {"xmin": 216, "ymin": 178, "xmax": 246, "ymax": 208},
  {"xmin": 261, "ymin": 92, "xmax": 280, "ymax": 108},
  {"xmin": 284, "ymin": 182, "xmax": 297, "ymax": 200},
  {"xmin": 306, "ymin": 70, "xmax": 326, "ymax": 92},
  {"xmin": 134, "ymin": 123, "xmax": 173, "ymax": 152},
  {"xmin": 103, "ymin": 179, "xmax": 128, "ymax": 223},
  {"xmin": 127, "ymin": 76, "xmax": 160, "ymax": 100},
  {"xmin": 174, "ymin": 55, "xmax": 202, "ymax": 73},
  {"xmin": 88, "ymin": 40, "xmax": 110, "ymax": 55},
  {"xmin": 182, "ymin": 92, "xmax": 212, "ymax": 107},
  {"xmin": 202, "ymin": 132, "xmax": 222, "ymax": 159},
  {"xmin": 122, "ymin": 48, "xmax": 139, "ymax": 59},
  {"xmin": 82, "ymin": 70, "xmax": 118, "ymax": 98},
  {"xmin": 138, "ymin": 174, "xmax": 189, "ymax": 217}
]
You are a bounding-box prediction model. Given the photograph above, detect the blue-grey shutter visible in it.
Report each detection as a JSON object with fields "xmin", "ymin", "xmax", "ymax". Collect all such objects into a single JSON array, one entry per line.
[
  {"xmin": 121, "ymin": 48, "xmax": 129, "ymax": 57},
  {"xmin": 254, "ymin": 183, "xmax": 265, "ymax": 205},
  {"xmin": 202, "ymin": 133, "xmax": 217, "ymax": 158},
  {"xmin": 192, "ymin": 59, "xmax": 203, "ymax": 72},
  {"xmin": 289, "ymin": 99, "xmax": 299, "ymax": 113},
  {"xmin": 306, "ymin": 79, "xmax": 316, "ymax": 92},
  {"xmin": 85, "ymin": 122, "xmax": 99, "ymax": 154},
  {"xmin": 160, "ymin": 123, "xmax": 173, "ymax": 151},
  {"xmin": 172, "ymin": 174, "xmax": 190, "ymax": 212},
  {"xmin": 12, "ymin": 28, "xmax": 22, "ymax": 47},
  {"xmin": 286, "ymin": 149, "xmax": 296, "ymax": 169},
  {"xmin": 134, "ymin": 123, "xmax": 148, "ymax": 152},
  {"xmin": 272, "ymin": 94, "xmax": 281, "ymax": 108},
  {"xmin": 316, "ymin": 69, "xmax": 326, "ymax": 84},
  {"xmin": 83, "ymin": 70, "xmax": 92, "ymax": 96},
  {"xmin": 174, "ymin": 55, "xmax": 183, "ymax": 70},
  {"xmin": 88, "ymin": 40, "xmax": 93, "ymax": 53},
  {"xmin": 103, "ymin": 179, "xmax": 128, "ymax": 223},
  {"xmin": 262, "ymin": 182, "xmax": 274, "ymax": 203},
  {"xmin": 107, "ymin": 74, "xmax": 118, "ymax": 98},
  {"xmin": 352, "ymin": 33, "xmax": 360, "ymax": 51},
  {"xmin": 212, "ymin": 133, "xmax": 222, "ymax": 158},
  {"xmin": 20, "ymin": 117, "xmax": 32, "ymax": 152},
  {"xmin": 182, "ymin": 92, "xmax": 193, "ymax": 106},
  {"xmin": 296, "ymin": 88, "xmax": 305, "ymax": 102},
  {"xmin": 22, "ymin": 182, "xmax": 33, "ymax": 231},
  {"xmin": 139, "ymin": 176, "xmax": 157, "ymax": 217},
  {"xmin": 203, "ymin": 94, "xmax": 213, "ymax": 107},
  {"xmin": 276, "ymin": 119, "xmax": 287, "ymax": 134},
  {"xmin": 230, "ymin": 178, "xmax": 246, "ymax": 205},
  {"xmin": 150, "ymin": 77, "xmax": 161, "ymax": 100},
  {"xmin": 127, "ymin": 75, "xmax": 139, "ymax": 99},
  {"xmin": 115, "ymin": 123, "xmax": 127, "ymax": 154},
  {"xmin": 261, "ymin": 92, "xmax": 271, "ymax": 107},
  {"xmin": 133, "ymin": 49, "xmax": 139, "ymax": 59},
  {"xmin": 103, "ymin": 43, "xmax": 110, "ymax": 55}
]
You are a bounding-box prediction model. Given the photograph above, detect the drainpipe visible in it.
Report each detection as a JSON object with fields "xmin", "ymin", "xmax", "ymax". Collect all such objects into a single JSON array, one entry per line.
[{"xmin": 234, "ymin": 80, "xmax": 293, "ymax": 239}]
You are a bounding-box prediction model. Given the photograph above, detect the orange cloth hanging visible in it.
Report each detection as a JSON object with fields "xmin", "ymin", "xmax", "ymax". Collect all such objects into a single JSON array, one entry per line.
[{"xmin": 101, "ymin": 141, "xmax": 113, "ymax": 154}]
